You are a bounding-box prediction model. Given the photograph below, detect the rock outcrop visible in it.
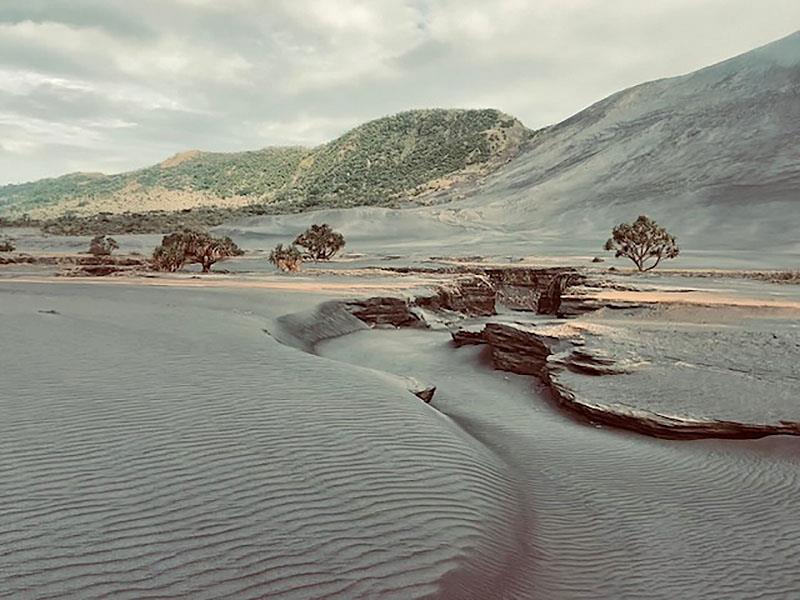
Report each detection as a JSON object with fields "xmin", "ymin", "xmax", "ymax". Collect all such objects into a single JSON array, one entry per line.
[
  {"xmin": 484, "ymin": 267, "xmax": 585, "ymax": 314},
  {"xmin": 348, "ymin": 275, "xmax": 498, "ymax": 329},
  {"xmin": 361, "ymin": 267, "xmax": 590, "ymax": 317},
  {"xmin": 415, "ymin": 275, "xmax": 497, "ymax": 317},
  {"xmin": 450, "ymin": 321, "xmax": 800, "ymax": 440},
  {"xmin": 412, "ymin": 386, "xmax": 437, "ymax": 403},
  {"xmin": 289, "ymin": 263, "xmax": 800, "ymax": 441},
  {"xmin": 348, "ymin": 297, "xmax": 425, "ymax": 328}
]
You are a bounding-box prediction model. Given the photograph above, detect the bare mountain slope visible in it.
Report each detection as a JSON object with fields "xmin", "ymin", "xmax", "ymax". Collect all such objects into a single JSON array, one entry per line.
[{"xmin": 431, "ymin": 31, "xmax": 800, "ymax": 254}]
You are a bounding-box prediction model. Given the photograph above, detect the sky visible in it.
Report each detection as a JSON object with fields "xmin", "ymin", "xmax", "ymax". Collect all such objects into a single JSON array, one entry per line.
[{"xmin": 1, "ymin": 0, "xmax": 799, "ymax": 185}]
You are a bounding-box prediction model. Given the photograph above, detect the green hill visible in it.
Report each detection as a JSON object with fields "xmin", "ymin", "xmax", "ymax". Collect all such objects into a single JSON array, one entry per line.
[{"xmin": 0, "ymin": 109, "xmax": 529, "ymax": 219}]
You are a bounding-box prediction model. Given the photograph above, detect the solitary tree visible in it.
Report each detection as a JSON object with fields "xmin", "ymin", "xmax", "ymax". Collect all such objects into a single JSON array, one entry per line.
[
  {"xmin": 152, "ymin": 229, "xmax": 243, "ymax": 273},
  {"xmin": 294, "ymin": 223, "xmax": 345, "ymax": 260},
  {"xmin": 88, "ymin": 235, "xmax": 119, "ymax": 256},
  {"xmin": 604, "ymin": 215, "xmax": 679, "ymax": 271},
  {"xmin": 269, "ymin": 244, "xmax": 303, "ymax": 273},
  {"xmin": 0, "ymin": 237, "xmax": 14, "ymax": 252}
]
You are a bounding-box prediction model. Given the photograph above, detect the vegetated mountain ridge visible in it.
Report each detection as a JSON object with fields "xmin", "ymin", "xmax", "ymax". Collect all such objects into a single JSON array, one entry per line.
[
  {"xmin": 429, "ymin": 30, "xmax": 800, "ymax": 253},
  {"xmin": 0, "ymin": 109, "xmax": 528, "ymax": 218}
]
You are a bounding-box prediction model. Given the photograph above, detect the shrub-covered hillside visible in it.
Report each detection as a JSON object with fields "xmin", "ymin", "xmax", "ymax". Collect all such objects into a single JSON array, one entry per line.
[
  {"xmin": 285, "ymin": 109, "xmax": 528, "ymax": 207},
  {"xmin": 0, "ymin": 109, "xmax": 529, "ymax": 217},
  {"xmin": 0, "ymin": 147, "xmax": 308, "ymax": 217}
]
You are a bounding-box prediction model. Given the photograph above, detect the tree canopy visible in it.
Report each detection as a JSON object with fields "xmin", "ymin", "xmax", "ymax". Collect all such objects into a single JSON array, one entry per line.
[
  {"xmin": 88, "ymin": 235, "xmax": 119, "ymax": 256},
  {"xmin": 604, "ymin": 215, "xmax": 679, "ymax": 271},
  {"xmin": 294, "ymin": 223, "xmax": 345, "ymax": 260},
  {"xmin": 152, "ymin": 229, "xmax": 243, "ymax": 273},
  {"xmin": 269, "ymin": 243, "xmax": 303, "ymax": 273}
]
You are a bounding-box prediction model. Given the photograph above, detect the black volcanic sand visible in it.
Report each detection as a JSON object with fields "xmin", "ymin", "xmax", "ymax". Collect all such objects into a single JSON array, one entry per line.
[
  {"xmin": 555, "ymin": 302, "xmax": 800, "ymax": 426},
  {"xmin": 1, "ymin": 281, "xmax": 527, "ymax": 599},
  {"xmin": 317, "ymin": 326, "xmax": 800, "ymax": 599},
  {"xmin": 2, "ymin": 271, "xmax": 800, "ymax": 599}
]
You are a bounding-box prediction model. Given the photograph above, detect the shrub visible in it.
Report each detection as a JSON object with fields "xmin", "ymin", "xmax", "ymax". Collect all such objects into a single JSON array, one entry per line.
[
  {"xmin": 294, "ymin": 223, "xmax": 345, "ymax": 260},
  {"xmin": 269, "ymin": 244, "xmax": 303, "ymax": 272},
  {"xmin": 0, "ymin": 237, "xmax": 14, "ymax": 252},
  {"xmin": 604, "ymin": 215, "xmax": 679, "ymax": 271},
  {"xmin": 152, "ymin": 229, "xmax": 243, "ymax": 273},
  {"xmin": 88, "ymin": 235, "xmax": 119, "ymax": 256}
]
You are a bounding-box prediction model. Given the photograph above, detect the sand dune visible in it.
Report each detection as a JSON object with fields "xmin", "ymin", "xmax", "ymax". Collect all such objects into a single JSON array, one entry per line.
[
  {"xmin": 3, "ymin": 274, "xmax": 800, "ymax": 598},
  {"xmin": 0, "ymin": 283, "xmax": 528, "ymax": 599},
  {"xmin": 317, "ymin": 327, "xmax": 800, "ymax": 599}
]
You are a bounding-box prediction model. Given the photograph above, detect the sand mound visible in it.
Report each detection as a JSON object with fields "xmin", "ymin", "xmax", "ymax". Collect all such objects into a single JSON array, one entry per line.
[
  {"xmin": 0, "ymin": 282, "xmax": 529, "ymax": 599},
  {"xmin": 318, "ymin": 326, "xmax": 800, "ymax": 599}
]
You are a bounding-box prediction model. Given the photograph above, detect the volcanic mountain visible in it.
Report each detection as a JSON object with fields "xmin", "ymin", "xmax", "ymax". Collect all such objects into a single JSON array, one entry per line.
[{"xmin": 437, "ymin": 30, "xmax": 800, "ymax": 254}]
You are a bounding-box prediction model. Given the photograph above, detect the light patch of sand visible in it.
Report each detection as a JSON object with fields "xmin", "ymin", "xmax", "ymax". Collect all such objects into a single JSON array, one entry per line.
[
  {"xmin": 536, "ymin": 320, "xmax": 618, "ymax": 338},
  {"xmin": 590, "ymin": 289, "xmax": 800, "ymax": 311},
  {"xmin": 1, "ymin": 274, "xmax": 439, "ymax": 296}
]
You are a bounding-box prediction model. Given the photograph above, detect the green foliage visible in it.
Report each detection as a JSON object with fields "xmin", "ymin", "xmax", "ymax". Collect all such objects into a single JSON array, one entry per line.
[
  {"xmin": 0, "ymin": 173, "xmax": 131, "ymax": 215},
  {"xmin": 286, "ymin": 109, "xmax": 517, "ymax": 206},
  {"xmin": 88, "ymin": 235, "xmax": 119, "ymax": 256},
  {"xmin": 0, "ymin": 109, "xmax": 526, "ymax": 219},
  {"xmin": 604, "ymin": 215, "xmax": 679, "ymax": 271},
  {"xmin": 0, "ymin": 237, "xmax": 14, "ymax": 252},
  {"xmin": 136, "ymin": 147, "xmax": 309, "ymax": 198},
  {"xmin": 268, "ymin": 244, "xmax": 303, "ymax": 273},
  {"xmin": 41, "ymin": 209, "xmax": 230, "ymax": 236},
  {"xmin": 294, "ymin": 223, "xmax": 345, "ymax": 260},
  {"xmin": 152, "ymin": 229, "xmax": 244, "ymax": 273},
  {"xmin": 0, "ymin": 148, "xmax": 308, "ymax": 214}
]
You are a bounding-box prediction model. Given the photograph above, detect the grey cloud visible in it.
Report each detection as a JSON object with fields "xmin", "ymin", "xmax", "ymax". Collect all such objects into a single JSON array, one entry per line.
[
  {"xmin": 0, "ymin": 1, "xmax": 157, "ymax": 39},
  {"xmin": 1, "ymin": 0, "xmax": 799, "ymax": 184}
]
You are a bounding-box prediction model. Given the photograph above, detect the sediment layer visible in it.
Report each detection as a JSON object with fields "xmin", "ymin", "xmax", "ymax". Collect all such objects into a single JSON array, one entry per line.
[
  {"xmin": 451, "ymin": 321, "xmax": 800, "ymax": 440},
  {"xmin": 342, "ymin": 268, "xmax": 800, "ymax": 441}
]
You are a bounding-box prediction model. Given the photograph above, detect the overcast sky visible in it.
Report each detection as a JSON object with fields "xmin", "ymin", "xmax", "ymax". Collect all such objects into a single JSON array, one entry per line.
[{"xmin": 1, "ymin": 0, "xmax": 798, "ymax": 185}]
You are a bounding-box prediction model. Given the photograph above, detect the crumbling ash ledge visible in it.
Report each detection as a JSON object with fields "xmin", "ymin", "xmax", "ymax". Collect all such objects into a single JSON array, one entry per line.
[
  {"xmin": 346, "ymin": 274, "xmax": 498, "ymax": 328},
  {"xmin": 453, "ymin": 322, "xmax": 800, "ymax": 440},
  {"xmin": 343, "ymin": 268, "xmax": 800, "ymax": 441}
]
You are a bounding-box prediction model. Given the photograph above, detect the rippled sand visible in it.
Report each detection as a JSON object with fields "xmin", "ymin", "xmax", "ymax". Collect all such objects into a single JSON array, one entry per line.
[
  {"xmin": 2, "ymin": 279, "xmax": 799, "ymax": 599},
  {"xmin": 318, "ymin": 328, "xmax": 800, "ymax": 599},
  {"xmin": 1, "ymin": 282, "xmax": 525, "ymax": 598}
]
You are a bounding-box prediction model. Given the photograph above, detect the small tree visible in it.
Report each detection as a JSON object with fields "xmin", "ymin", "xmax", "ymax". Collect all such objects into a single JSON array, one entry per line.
[
  {"xmin": 0, "ymin": 237, "xmax": 14, "ymax": 252},
  {"xmin": 152, "ymin": 229, "xmax": 243, "ymax": 273},
  {"xmin": 294, "ymin": 223, "xmax": 345, "ymax": 260},
  {"xmin": 269, "ymin": 244, "xmax": 303, "ymax": 273},
  {"xmin": 152, "ymin": 237, "xmax": 188, "ymax": 272},
  {"xmin": 604, "ymin": 215, "xmax": 679, "ymax": 271},
  {"xmin": 88, "ymin": 235, "xmax": 119, "ymax": 256}
]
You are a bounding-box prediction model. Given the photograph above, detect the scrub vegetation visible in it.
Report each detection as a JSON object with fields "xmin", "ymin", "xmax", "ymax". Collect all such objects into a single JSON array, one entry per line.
[
  {"xmin": 604, "ymin": 215, "xmax": 680, "ymax": 271},
  {"xmin": 152, "ymin": 229, "xmax": 244, "ymax": 273},
  {"xmin": 88, "ymin": 235, "xmax": 119, "ymax": 256},
  {"xmin": 294, "ymin": 224, "xmax": 345, "ymax": 260},
  {"xmin": 269, "ymin": 244, "xmax": 303, "ymax": 273},
  {"xmin": 0, "ymin": 109, "xmax": 529, "ymax": 232}
]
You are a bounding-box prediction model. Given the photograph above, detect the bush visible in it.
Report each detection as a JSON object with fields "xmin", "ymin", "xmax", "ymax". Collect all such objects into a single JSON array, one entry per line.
[
  {"xmin": 294, "ymin": 223, "xmax": 345, "ymax": 260},
  {"xmin": 152, "ymin": 229, "xmax": 243, "ymax": 273},
  {"xmin": 604, "ymin": 215, "xmax": 679, "ymax": 271},
  {"xmin": 88, "ymin": 235, "xmax": 119, "ymax": 256},
  {"xmin": 269, "ymin": 244, "xmax": 303, "ymax": 272},
  {"xmin": 0, "ymin": 237, "xmax": 14, "ymax": 252}
]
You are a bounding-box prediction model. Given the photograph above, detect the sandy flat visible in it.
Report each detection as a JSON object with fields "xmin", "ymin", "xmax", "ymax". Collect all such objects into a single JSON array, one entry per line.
[{"xmin": 2, "ymin": 275, "xmax": 799, "ymax": 599}]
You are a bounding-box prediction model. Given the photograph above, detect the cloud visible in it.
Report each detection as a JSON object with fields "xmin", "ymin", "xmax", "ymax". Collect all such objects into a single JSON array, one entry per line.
[
  {"xmin": 0, "ymin": 0, "xmax": 799, "ymax": 184},
  {"xmin": 253, "ymin": 114, "xmax": 363, "ymax": 147},
  {"xmin": 0, "ymin": 20, "xmax": 252, "ymax": 85}
]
